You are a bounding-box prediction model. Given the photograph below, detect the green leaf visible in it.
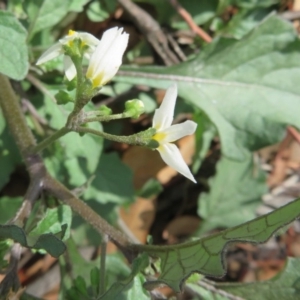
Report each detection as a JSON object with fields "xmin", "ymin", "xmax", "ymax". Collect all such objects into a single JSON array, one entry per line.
[
  {"xmin": 84, "ymin": 153, "xmax": 134, "ymax": 205},
  {"xmin": 29, "ymin": 205, "xmax": 72, "ymax": 240},
  {"xmin": 86, "ymin": 0, "xmax": 117, "ymax": 22},
  {"xmin": 0, "ymin": 225, "xmax": 66, "ymax": 257},
  {"xmin": 136, "ymin": 196, "xmax": 300, "ymax": 292},
  {"xmin": 32, "ymin": 87, "xmax": 103, "ymax": 186},
  {"xmin": 116, "ymin": 16, "xmax": 299, "ymax": 160},
  {"xmin": 125, "ymin": 274, "xmax": 149, "ymax": 300},
  {"xmin": 220, "ymin": 8, "xmax": 273, "ymax": 39},
  {"xmin": 137, "ymin": 178, "xmax": 163, "ymax": 199},
  {"xmin": 197, "ymin": 154, "xmax": 267, "ymax": 233},
  {"xmin": 0, "ymin": 197, "xmax": 23, "ymax": 224},
  {"xmin": 69, "ymin": 0, "xmax": 89, "ymax": 12},
  {"xmin": 0, "ymin": 10, "xmax": 28, "ymax": 80},
  {"xmin": 24, "ymin": 0, "xmax": 72, "ymax": 40},
  {"xmin": 101, "ymin": 253, "xmax": 149, "ymax": 300},
  {"xmin": 218, "ymin": 257, "xmax": 300, "ymax": 300},
  {"xmin": 60, "ymin": 238, "xmax": 130, "ymax": 299}
]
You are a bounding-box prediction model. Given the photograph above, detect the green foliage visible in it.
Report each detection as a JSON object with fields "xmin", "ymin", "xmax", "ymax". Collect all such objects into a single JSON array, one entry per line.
[
  {"xmin": 0, "ymin": 10, "xmax": 28, "ymax": 80},
  {"xmin": 117, "ymin": 16, "xmax": 298, "ymax": 161},
  {"xmin": 1, "ymin": 1, "xmax": 300, "ymax": 298},
  {"xmin": 139, "ymin": 197, "xmax": 300, "ymax": 292},
  {"xmin": 86, "ymin": 0, "xmax": 117, "ymax": 22},
  {"xmin": 0, "ymin": 224, "xmax": 66, "ymax": 257},
  {"xmin": 24, "ymin": 0, "xmax": 72, "ymax": 41},
  {"xmin": 29, "ymin": 205, "xmax": 72, "ymax": 240},
  {"xmin": 197, "ymin": 154, "xmax": 267, "ymax": 233},
  {"xmin": 84, "ymin": 153, "xmax": 134, "ymax": 205}
]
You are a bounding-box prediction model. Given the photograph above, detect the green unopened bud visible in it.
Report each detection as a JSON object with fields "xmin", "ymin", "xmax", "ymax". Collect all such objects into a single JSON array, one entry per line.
[
  {"xmin": 124, "ymin": 99, "xmax": 145, "ymax": 119},
  {"xmin": 98, "ymin": 105, "xmax": 112, "ymax": 116},
  {"xmin": 55, "ymin": 90, "xmax": 74, "ymax": 105},
  {"xmin": 64, "ymin": 76, "xmax": 77, "ymax": 91}
]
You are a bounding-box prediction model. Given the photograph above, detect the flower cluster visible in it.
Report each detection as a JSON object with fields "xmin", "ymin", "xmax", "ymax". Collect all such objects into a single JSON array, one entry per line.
[
  {"xmin": 36, "ymin": 28, "xmax": 197, "ymax": 182},
  {"xmin": 36, "ymin": 27, "xmax": 128, "ymax": 87}
]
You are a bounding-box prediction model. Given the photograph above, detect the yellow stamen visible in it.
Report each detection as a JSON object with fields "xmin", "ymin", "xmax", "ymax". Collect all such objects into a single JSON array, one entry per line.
[
  {"xmin": 152, "ymin": 132, "xmax": 166, "ymax": 143},
  {"xmin": 91, "ymin": 72, "xmax": 105, "ymax": 88},
  {"xmin": 68, "ymin": 30, "xmax": 76, "ymax": 36}
]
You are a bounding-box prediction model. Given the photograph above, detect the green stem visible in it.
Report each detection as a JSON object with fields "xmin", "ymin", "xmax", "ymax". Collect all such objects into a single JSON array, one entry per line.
[
  {"xmin": 0, "ymin": 75, "xmax": 36, "ymax": 156},
  {"xmin": 75, "ymin": 127, "xmax": 154, "ymax": 146},
  {"xmin": 31, "ymin": 127, "xmax": 71, "ymax": 154},
  {"xmin": 82, "ymin": 112, "xmax": 132, "ymax": 124},
  {"xmin": 100, "ymin": 234, "xmax": 108, "ymax": 296}
]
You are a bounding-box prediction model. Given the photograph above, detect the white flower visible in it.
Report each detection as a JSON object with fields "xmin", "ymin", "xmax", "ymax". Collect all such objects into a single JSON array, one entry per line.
[
  {"xmin": 152, "ymin": 84, "xmax": 197, "ymax": 183},
  {"xmin": 86, "ymin": 27, "xmax": 129, "ymax": 88},
  {"xmin": 36, "ymin": 30, "xmax": 100, "ymax": 81}
]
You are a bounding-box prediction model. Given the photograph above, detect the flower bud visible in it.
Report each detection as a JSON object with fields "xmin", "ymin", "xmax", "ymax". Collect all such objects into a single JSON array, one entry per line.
[
  {"xmin": 124, "ymin": 99, "xmax": 145, "ymax": 119},
  {"xmin": 55, "ymin": 90, "xmax": 74, "ymax": 105},
  {"xmin": 98, "ymin": 105, "xmax": 112, "ymax": 116}
]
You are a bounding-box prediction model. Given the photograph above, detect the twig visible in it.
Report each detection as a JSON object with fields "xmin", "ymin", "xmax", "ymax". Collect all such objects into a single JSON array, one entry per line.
[
  {"xmin": 199, "ymin": 279, "xmax": 245, "ymax": 300},
  {"xmin": 117, "ymin": 0, "xmax": 180, "ymax": 66},
  {"xmin": 168, "ymin": 0, "xmax": 212, "ymax": 43},
  {"xmin": 287, "ymin": 126, "xmax": 300, "ymax": 144},
  {"xmin": 44, "ymin": 174, "xmax": 133, "ymax": 258},
  {"xmin": 280, "ymin": 10, "xmax": 300, "ymax": 21}
]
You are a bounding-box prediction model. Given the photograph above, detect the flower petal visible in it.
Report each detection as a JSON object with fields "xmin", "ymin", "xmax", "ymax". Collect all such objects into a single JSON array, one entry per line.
[
  {"xmin": 86, "ymin": 27, "xmax": 128, "ymax": 86},
  {"xmin": 160, "ymin": 120, "xmax": 197, "ymax": 143},
  {"xmin": 157, "ymin": 143, "xmax": 196, "ymax": 183},
  {"xmin": 153, "ymin": 84, "xmax": 177, "ymax": 131},
  {"xmin": 36, "ymin": 43, "xmax": 62, "ymax": 65},
  {"xmin": 64, "ymin": 56, "xmax": 76, "ymax": 81},
  {"xmin": 78, "ymin": 32, "xmax": 100, "ymax": 47}
]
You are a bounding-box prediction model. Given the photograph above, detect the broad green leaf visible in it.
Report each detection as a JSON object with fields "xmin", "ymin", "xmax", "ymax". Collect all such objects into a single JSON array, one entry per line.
[
  {"xmin": 218, "ymin": 257, "xmax": 300, "ymax": 300},
  {"xmin": 24, "ymin": 0, "xmax": 72, "ymax": 40},
  {"xmin": 84, "ymin": 153, "xmax": 134, "ymax": 205},
  {"xmin": 0, "ymin": 10, "xmax": 28, "ymax": 80},
  {"xmin": 0, "ymin": 197, "xmax": 22, "ymax": 224},
  {"xmin": 116, "ymin": 16, "xmax": 298, "ymax": 160},
  {"xmin": 197, "ymin": 154, "xmax": 267, "ymax": 233},
  {"xmin": 134, "ymin": 196, "xmax": 300, "ymax": 292},
  {"xmin": 29, "ymin": 205, "xmax": 72, "ymax": 240},
  {"xmin": 0, "ymin": 224, "xmax": 66, "ymax": 257}
]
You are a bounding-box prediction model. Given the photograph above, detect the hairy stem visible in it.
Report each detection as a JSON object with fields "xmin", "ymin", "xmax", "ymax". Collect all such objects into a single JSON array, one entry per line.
[
  {"xmin": 75, "ymin": 126, "xmax": 155, "ymax": 147},
  {"xmin": 44, "ymin": 174, "xmax": 131, "ymax": 247},
  {"xmin": 32, "ymin": 127, "xmax": 71, "ymax": 154},
  {"xmin": 0, "ymin": 74, "xmax": 36, "ymax": 155}
]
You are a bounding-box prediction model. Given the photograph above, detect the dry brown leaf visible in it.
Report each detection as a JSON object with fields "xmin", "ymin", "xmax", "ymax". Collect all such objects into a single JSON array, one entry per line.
[{"xmin": 119, "ymin": 197, "xmax": 156, "ymax": 243}]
